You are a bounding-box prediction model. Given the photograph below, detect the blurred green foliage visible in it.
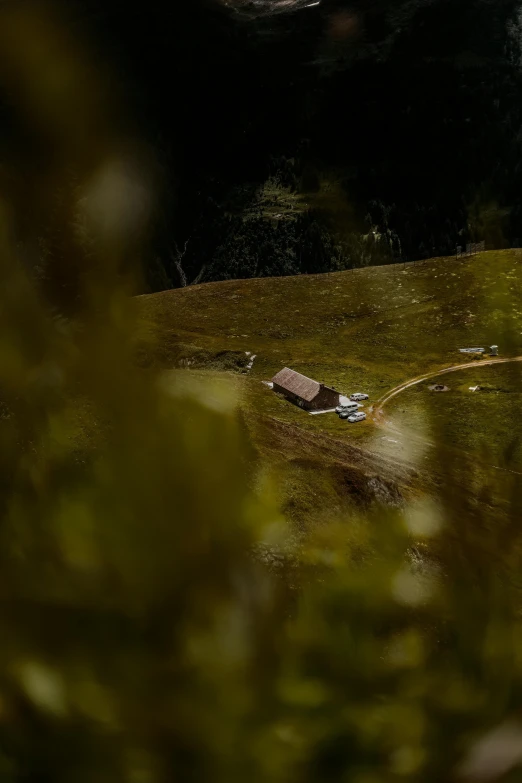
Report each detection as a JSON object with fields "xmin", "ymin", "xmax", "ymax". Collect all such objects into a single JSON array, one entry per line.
[{"xmin": 0, "ymin": 4, "xmax": 521, "ymax": 783}]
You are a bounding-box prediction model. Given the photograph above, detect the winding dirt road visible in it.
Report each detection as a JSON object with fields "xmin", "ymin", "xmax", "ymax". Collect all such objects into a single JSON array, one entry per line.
[{"xmin": 369, "ymin": 355, "xmax": 522, "ymax": 477}]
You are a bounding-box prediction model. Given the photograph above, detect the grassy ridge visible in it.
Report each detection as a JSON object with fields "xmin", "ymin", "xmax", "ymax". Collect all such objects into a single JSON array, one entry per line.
[{"xmin": 140, "ymin": 250, "xmax": 522, "ymax": 380}]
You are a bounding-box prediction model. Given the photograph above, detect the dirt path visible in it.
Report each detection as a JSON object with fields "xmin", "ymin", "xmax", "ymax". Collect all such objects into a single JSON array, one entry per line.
[{"xmin": 370, "ymin": 355, "xmax": 522, "ymax": 477}]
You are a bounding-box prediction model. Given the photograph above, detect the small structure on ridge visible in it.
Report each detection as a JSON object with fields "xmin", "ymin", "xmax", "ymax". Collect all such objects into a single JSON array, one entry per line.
[{"xmin": 271, "ymin": 367, "xmax": 339, "ymax": 411}]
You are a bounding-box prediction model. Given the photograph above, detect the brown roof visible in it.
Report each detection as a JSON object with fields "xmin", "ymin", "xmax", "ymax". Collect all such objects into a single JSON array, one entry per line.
[{"xmin": 271, "ymin": 367, "xmax": 323, "ymax": 402}]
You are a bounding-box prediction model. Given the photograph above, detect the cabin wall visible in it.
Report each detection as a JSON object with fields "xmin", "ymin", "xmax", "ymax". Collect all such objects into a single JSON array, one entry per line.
[
  {"xmin": 273, "ymin": 383, "xmax": 339, "ymax": 411},
  {"xmin": 313, "ymin": 387, "xmax": 339, "ymax": 410},
  {"xmin": 273, "ymin": 383, "xmax": 312, "ymax": 410}
]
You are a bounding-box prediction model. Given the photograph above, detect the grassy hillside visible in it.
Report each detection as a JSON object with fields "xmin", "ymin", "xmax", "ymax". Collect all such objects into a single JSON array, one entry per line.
[
  {"xmin": 140, "ymin": 249, "xmax": 521, "ymax": 381},
  {"xmin": 386, "ymin": 362, "xmax": 522, "ymax": 468},
  {"xmin": 139, "ymin": 250, "xmax": 522, "ymax": 527}
]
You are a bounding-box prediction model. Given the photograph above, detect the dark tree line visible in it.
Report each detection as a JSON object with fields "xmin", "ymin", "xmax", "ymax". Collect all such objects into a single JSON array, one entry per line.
[
  {"xmin": 14, "ymin": 0, "xmax": 522, "ymax": 291},
  {"xmin": 137, "ymin": 0, "xmax": 522, "ymax": 290}
]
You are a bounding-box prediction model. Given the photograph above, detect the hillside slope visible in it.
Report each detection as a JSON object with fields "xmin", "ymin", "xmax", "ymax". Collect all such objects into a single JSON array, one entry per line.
[
  {"xmin": 138, "ymin": 250, "xmax": 522, "ymax": 525},
  {"xmin": 140, "ymin": 250, "xmax": 521, "ymax": 382}
]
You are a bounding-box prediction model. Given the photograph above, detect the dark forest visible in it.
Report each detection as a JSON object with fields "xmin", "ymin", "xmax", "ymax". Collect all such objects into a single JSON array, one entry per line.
[{"xmin": 56, "ymin": 0, "xmax": 522, "ymax": 291}]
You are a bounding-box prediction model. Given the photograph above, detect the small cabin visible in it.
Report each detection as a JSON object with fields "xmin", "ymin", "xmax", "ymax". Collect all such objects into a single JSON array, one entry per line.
[{"xmin": 271, "ymin": 368, "xmax": 339, "ymax": 411}]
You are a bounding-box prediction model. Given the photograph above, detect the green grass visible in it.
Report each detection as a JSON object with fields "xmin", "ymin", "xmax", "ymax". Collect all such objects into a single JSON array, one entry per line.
[
  {"xmin": 161, "ymin": 367, "xmax": 410, "ymax": 532},
  {"xmin": 139, "ymin": 250, "xmax": 522, "ymax": 525},
  {"xmin": 386, "ymin": 362, "xmax": 522, "ymax": 470},
  {"xmin": 140, "ymin": 249, "xmax": 522, "ymax": 369}
]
